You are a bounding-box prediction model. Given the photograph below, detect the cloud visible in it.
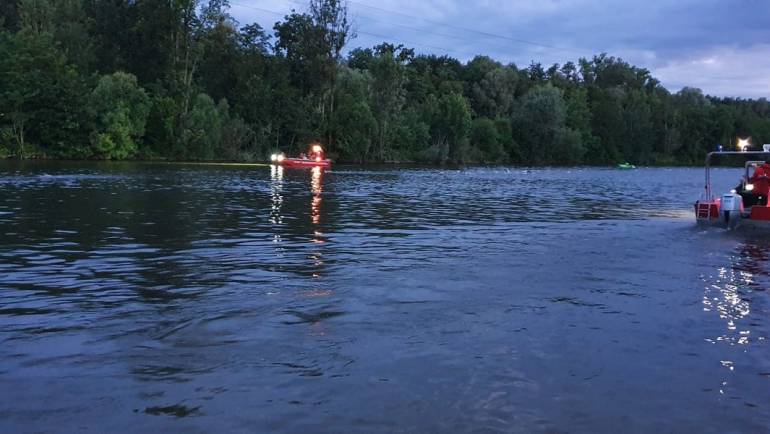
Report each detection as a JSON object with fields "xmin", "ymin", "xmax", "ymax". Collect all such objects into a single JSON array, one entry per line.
[
  {"xmin": 654, "ymin": 44, "xmax": 770, "ymax": 99},
  {"xmin": 230, "ymin": 0, "xmax": 770, "ymax": 98}
]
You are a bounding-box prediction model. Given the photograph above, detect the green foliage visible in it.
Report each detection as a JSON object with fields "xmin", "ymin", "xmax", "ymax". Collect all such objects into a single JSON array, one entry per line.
[
  {"xmin": 512, "ymin": 84, "xmax": 568, "ymax": 164},
  {"xmin": 471, "ymin": 118, "xmax": 504, "ymax": 162},
  {"xmin": 1, "ymin": 0, "xmax": 769, "ymax": 164},
  {"xmin": 369, "ymin": 48, "xmax": 407, "ymax": 160},
  {"xmin": 89, "ymin": 72, "xmax": 150, "ymax": 159},
  {"xmin": 0, "ymin": 29, "xmax": 88, "ymax": 158},
  {"xmin": 143, "ymin": 94, "xmax": 178, "ymax": 158},
  {"xmin": 1, "ymin": 1, "xmax": 20, "ymax": 32},
  {"xmin": 180, "ymin": 93, "xmax": 223, "ymax": 160},
  {"xmin": 390, "ymin": 108, "xmax": 430, "ymax": 161},
  {"xmin": 425, "ymin": 92, "xmax": 472, "ymax": 164},
  {"xmin": 329, "ymin": 67, "xmax": 376, "ymax": 161},
  {"xmin": 465, "ymin": 57, "xmax": 518, "ymax": 119}
]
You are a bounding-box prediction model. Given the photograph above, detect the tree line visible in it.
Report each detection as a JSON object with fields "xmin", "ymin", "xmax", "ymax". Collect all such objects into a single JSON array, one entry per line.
[{"xmin": 1, "ymin": 0, "xmax": 769, "ymax": 165}]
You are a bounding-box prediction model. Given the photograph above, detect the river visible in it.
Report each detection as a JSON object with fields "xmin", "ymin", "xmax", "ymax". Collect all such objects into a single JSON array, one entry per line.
[{"xmin": 0, "ymin": 162, "xmax": 769, "ymax": 433}]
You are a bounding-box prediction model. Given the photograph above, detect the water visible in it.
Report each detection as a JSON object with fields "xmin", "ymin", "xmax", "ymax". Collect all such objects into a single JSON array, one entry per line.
[{"xmin": 1, "ymin": 162, "xmax": 769, "ymax": 433}]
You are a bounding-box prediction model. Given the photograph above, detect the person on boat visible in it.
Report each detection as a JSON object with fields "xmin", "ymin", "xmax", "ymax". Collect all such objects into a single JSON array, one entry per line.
[
  {"xmin": 746, "ymin": 161, "xmax": 770, "ymax": 205},
  {"xmin": 751, "ymin": 161, "xmax": 770, "ymax": 186},
  {"xmin": 752, "ymin": 161, "xmax": 770, "ymax": 180},
  {"xmin": 309, "ymin": 143, "xmax": 325, "ymax": 161}
]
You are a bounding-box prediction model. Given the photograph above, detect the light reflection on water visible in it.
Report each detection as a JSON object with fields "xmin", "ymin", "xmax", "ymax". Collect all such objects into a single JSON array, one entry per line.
[
  {"xmin": 0, "ymin": 163, "xmax": 769, "ymax": 432},
  {"xmin": 311, "ymin": 166, "xmax": 323, "ymax": 226},
  {"xmin": 270, "ymin": 164, "xmax": 284, "ymax": 226}
]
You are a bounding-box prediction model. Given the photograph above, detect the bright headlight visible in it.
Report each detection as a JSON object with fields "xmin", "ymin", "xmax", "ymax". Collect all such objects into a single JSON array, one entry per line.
[
  {"xmin": 276, "ymin": 154, "xmax": 285, "ymax": 162},
  {"xmin": 270, "ymin": 154, "xmax": 278, "ymax": 162},
  {"xmin": 746, "ymin": 183, "xmax": 755, "ymax": 191}
]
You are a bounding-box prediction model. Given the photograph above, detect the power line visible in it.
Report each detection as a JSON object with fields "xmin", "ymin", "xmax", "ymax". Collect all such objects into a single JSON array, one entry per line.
[
  {"xmin": 267, "ymin": 0, "xmax": 581, "ymax": 57},
  {"xmin": 264, "ymin": 0, "xmax": 590, "ymax": 57},
  {"xmin": 229, "ymin": 1, "xmax": 500, "ymax": 58},
  {"xmin": 348, "ymin": 0, "xmax": 585, "ymax": 53}
]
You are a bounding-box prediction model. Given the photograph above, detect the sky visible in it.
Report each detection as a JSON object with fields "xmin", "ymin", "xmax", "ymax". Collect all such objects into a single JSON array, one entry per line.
[{"xmin": 230, "ymin": 0, "xmax": 770, "ymax": 99}]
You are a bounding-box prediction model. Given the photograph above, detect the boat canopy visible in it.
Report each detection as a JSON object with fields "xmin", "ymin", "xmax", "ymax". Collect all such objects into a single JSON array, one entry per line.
[{"xmin": 704, "ymin": 151, "xmax": 770, "ymax": 200}]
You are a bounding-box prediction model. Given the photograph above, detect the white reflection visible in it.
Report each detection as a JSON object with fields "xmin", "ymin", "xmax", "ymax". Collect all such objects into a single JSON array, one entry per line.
[
  {"xmin": 702, "ymin": 264, "xmax": 752, "ymax": 347},
  {"xmin": 270, "ymin": 164, "xmax": 284, "ymax": 225},
  {"xmin": 311, "ymin": 167, "xmax": 323, "ymax": 225}
]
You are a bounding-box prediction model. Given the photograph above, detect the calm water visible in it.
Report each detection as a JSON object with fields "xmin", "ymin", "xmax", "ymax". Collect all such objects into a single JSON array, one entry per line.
[{"xmin": 1, "ymin": 162, "xmax": 769, "ymax": 433}]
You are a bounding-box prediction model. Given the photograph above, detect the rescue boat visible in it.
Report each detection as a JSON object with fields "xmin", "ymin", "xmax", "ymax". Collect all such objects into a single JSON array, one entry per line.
[
  {"xmin": 270, "ymin": 143, "xmax": 331, "ymax": 169},
  {"xmin": 695, "ymin": 141, "xmax": 770, "ymax": 229}
]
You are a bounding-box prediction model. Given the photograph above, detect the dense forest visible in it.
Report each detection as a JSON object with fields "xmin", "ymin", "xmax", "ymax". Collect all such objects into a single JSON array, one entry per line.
[{"xmin": 1, "ymin": 0, "xmax": 769, "ymax": 165}]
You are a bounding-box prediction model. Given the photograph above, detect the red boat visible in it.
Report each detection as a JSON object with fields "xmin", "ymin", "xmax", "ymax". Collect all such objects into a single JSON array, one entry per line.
[{"xmin": 271, "ymin": 143, "xmax": 331, "ymax": 169}]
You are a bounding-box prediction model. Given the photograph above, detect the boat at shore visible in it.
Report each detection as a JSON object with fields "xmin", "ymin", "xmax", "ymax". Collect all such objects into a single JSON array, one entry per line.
[
  {"xmin": 695, "ymin": 143, "xmax": 770, "ymax": 229},
  {"xmin": 270, "ymin": 143, "xmax": 331, "ymax": 169},
  {"xmin": 617, "ymin": 162, "xmax": 636, "ymax": 170}
]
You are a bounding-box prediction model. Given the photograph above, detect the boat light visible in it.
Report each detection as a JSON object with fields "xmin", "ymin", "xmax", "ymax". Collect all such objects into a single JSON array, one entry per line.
[
  {"xmin": 270, "ymin": 153, "xmax": 278, "ymax": 162},
  {"xmin": 738, "ymin": 137, "xmax": 751, "ymax": 151},
  {"xmin": 276, "ymin": 153, "xmax": 285, "ymax": 162},
  {"xmin": 312, "ymin": 144, "xmax": 323, "ymax": 154},
  {"xmin": 746, "ymin": 183, "xmax": 755, "ymax": 192},
  {"xmin": 315, "ymin": 156, "xmax": 322, "ymax": 162}
]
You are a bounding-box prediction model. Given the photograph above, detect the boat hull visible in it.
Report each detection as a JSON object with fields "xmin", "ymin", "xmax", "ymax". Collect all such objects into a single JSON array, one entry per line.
[
  {"xmin": 695, "ymin": 199, "xmax": 770, "ymax": 230},
  {"xmin": 276, "ymin": 159, "xmax": 331, "ymax": 169}
]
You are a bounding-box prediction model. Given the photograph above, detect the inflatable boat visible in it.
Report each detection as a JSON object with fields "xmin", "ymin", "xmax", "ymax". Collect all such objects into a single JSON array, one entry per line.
[{"xmin": 271, "ymin": 144, "xmax": 331, "ymax": 169}]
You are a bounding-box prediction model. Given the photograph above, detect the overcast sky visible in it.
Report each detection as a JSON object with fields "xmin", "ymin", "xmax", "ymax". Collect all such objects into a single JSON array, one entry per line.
[{"xmin": 230, "ymin": 0, "xmax": 770, "ymax": 99}]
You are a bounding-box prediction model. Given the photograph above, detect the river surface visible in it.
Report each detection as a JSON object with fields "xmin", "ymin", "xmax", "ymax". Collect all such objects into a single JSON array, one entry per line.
[{"xmin": 1, "ymin": 162, "xmax": 769, "ymax": 433}]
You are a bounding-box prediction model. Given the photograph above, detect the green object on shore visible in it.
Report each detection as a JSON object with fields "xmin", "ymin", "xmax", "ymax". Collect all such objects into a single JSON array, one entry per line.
[{"xmin": 617, "ymin": 162, "xmax": 636, "ymax": 170}]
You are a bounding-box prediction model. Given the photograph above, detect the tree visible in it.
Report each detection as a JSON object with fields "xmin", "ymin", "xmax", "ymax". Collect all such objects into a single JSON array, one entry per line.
[
  {"xmin": 369, "ymin": 46, "xmax": 408, "ymax": 160},
  {"xmin": 89, "ymin": 72, "xmax": 150, "ymax": 159},
  {"xmin": 197, "ymin": 0, "xmax": 239, "ymax": 102},
  {"xmin": 565, "ymin": 87, "xmax": 599, "ymax": 163},
  {"xmin": 50, "ymin": 0, "xmax": 95, "ymax": 72},
  {"xmin": 622, "ymin": 89, "xmax": 654, "ymax": 163},
  {"xmin": 329, "ymin": 66, "xmax": 376, "ymax": 161},
  {"xmin": 426, "ymin": 92, "xmax": 472, "ymax": 164},
  {"xmin": 143, "ymin": 92, "xmax": 178, "ymax": 158},
  {"xmin": 511, "ymin": 84, "xmax": 569, "ymax": 164},
  {"xmin": 216, "ymin": 98, "xmax": 255, "ymax": 160},
  {"xmin": 181, "ymin": 93, "xmax": 222, "ymax": 160},
  {"xmin": 0, "ymin": 29, "xmax": 87, "ymax": 158},
  {"xmin": 470, "ymin": 65, "xmax": 518, "ymax": 118},
  {"xmin": 589, "ymin": 86, "xmax": 624, "ymax": 162},
  {"xmin": 471, "ymin": 117, "xmax": 504, "ymax": 162},
  {"xmin": 1, "ymin": 0, "xmax": 20, "ymax": 32},
  {"xmin": 309, "ymin": 0, "xmax": 351, "ymax": 63},
  {"xmin": 17, "ymin": 0, "xmax": 54, "ymax": 35}
]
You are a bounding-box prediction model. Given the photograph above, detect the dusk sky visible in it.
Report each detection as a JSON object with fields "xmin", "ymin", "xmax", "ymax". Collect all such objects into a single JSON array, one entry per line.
[{"xmin": 230, "ymin": 0, "xmax": 770, "ymax": 99}]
